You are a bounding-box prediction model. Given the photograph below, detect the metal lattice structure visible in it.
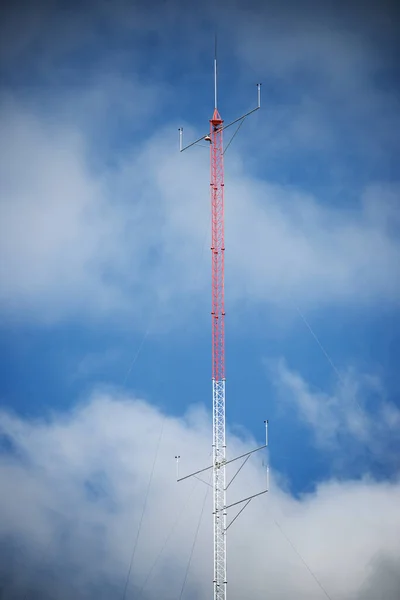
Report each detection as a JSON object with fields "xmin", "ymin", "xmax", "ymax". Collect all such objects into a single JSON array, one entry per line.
[
  {"xmin": 210, "ymin": 104, "xmax": 227, "ymax": 600},
  {"xmin": 177, "ymin": 50, "xmax": 267, "ymax": 600}
]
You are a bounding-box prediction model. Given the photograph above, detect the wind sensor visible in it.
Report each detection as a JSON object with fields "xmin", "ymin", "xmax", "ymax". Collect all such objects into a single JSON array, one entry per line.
[{"xmin": 177, "ymin": 44, "xmax": 267, "ymax": 600}]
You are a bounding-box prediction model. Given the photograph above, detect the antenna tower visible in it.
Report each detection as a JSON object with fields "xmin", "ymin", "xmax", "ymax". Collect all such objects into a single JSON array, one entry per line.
[{"xmin": 177, "ymin": 45, "xmax": 267, "ymax": 600}]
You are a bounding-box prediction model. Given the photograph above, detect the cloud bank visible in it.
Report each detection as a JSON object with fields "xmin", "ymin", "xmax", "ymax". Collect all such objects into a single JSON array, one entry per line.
[
  {"xmin": 1, "ymin": 1, "xmax": 399, "ymax": 327},
  {"xmin": 270, "ymin": 359, "xmax": 400, "ymax": 476},
  {"xmin": 1, "ymin": 97, "xmax": 399, "ymax": 327},
  {"xmin": 0, "ymin": 391, "xmax": 400, "ymax": 599},
  {"xmin": 1, "ymin": 3, "xmax": 399, "ymax": 596}
]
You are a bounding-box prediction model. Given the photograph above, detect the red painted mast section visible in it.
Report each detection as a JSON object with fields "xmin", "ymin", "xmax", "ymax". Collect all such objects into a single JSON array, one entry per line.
[{"xmin": 210, "ymin": 108, "xmax": 225, "ymax": 383}]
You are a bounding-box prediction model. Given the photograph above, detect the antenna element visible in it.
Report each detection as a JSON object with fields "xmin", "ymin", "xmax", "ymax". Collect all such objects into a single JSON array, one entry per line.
[{"xmin": 214, "ymin": 34, "xmax": 218, "ymax": 109}]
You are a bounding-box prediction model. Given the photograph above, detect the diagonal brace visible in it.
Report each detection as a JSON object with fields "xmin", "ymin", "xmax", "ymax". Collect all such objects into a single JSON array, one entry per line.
[
  {"xmin": 177, "ymin": 444, "xmax": 266, "ymax": 483},
  {"xmin": 225, "ymin": 454, "xmax": 250, "ymax": 490},
  {"xmin": 226, "ymin": 488, "xmax": 268, "ymax": 510},
  {"xmin": 225, "ymin": 498, "xmax": 252, "ymax": 531}
]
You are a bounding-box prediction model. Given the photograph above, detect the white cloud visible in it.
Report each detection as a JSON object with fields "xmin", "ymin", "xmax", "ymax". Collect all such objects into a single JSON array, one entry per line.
[
  {"xmin": 0, "ymin": 102, "xmax": 126, "ymax": 322},
  {"xmin": 224, "ymin": 177, "xmax": 400, "ymax": 307},
  {"xmin": 228, "ymin": 2, "xmax": 400, "ymax": 183},
  {"xmin": 0, "ymin": 93, "xmax": 179, "ymax": 325},
  {"xmin": 269, "ymin": 358, "xmax": 400, "ymax": 467},
  {"xmin": 0, "ymin": 391, "xmax": 399, "ymax": 599},
  {"xmin": 1, "ymin": 2, "xmax": 399, "ymax": 326},
  {"xmin": 1, "ymin": 84, "xmax": 399, "ymax": 326}
]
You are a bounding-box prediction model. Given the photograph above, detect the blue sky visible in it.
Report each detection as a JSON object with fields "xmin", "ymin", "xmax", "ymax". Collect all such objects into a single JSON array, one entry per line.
[{"xmin": 0, "ymin": 0, "xmax": 400, "ymax": 598}]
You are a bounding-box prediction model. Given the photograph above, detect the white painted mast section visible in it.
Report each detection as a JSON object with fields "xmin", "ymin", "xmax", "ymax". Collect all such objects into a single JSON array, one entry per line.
[{"xmin": 213, "ymin": 380, "xmax": 227, "ymax": 600}]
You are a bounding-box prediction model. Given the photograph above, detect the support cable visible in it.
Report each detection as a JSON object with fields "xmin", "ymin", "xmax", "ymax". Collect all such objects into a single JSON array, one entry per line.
[
  {"xmin": 262, "ymin": 499, "xmax": 334, "ymax": 600},
  {"xmin": 178, "ymin": 479, "xmax": 210, "ymax": 600},
  {"xmin": 122, "ymin": 168, "xmax": 210, "ymax": 388},
  {"xmin": 136, "ymin": 479, "xmax": 199, "ymax": 599},
  {"xmin": 123, "ymin": 322, "xmax": 153, "ymax": 385},
  {"xmin": 291, "ymin": 308, "xmax": 383, "ymax": 597},
  {"xmin": 296, "ymin": 307, "xmax": 343, "ymax": 385},
  {"xmin": 138, "ymin": 451, "xmax": 213, "ymax": 598},
  {"xmin": 120, "ymin": 216, "xmax": 209, "ymax": 598},
  {"xmin": 295, "ymin": 305, "xmax": 363, "ymax": 414},
  {"xmin": 273, "ymin": 517, "xmax": 334, "ymax": 600},
  {"xmin": 294, "ymin": 305, "xmax": 384, "ymax": 504},
  {"xmin": 121, "ymin": 420, "xmax": 165, "ymax": 600}
]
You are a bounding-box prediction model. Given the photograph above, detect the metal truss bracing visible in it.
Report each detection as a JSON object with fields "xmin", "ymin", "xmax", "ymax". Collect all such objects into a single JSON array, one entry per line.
[
  {"xmin": 213, "ymin": 379, "xmax": 226, "ymax": 600},
  {"xmin": 210, "ymin": 108, "xmax": 225, "ymax": 384},
  {"xmin": 210, "ymin": 108, "xmax": 227, "ymax": 600}
]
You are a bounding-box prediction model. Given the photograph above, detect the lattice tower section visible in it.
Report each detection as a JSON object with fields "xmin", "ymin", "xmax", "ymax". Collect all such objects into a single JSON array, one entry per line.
[{"xmin": 210, "ymin": 107, "xmax": 227, "ymax": 600}]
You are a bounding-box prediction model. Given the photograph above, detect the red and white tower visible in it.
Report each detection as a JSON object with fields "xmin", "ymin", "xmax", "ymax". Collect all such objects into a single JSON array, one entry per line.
[
  {"xmin": 177, "ymin": 50, "xmax": 267, "ymax": 600},
  {"xmin": 210, "ymin": 67, "xmax": 227, "ymax": 599}
]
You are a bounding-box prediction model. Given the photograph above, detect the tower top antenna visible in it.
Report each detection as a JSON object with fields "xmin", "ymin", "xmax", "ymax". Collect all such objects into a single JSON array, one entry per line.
[{"xmin": 214, "ymin": 33, "xmax": 218, "ymax": 109}]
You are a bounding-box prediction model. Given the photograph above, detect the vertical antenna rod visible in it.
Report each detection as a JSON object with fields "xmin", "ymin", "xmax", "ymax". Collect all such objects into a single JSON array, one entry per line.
[{"xmin": 214, "ymin": 34, "xmax": 218, "ymax": 109}]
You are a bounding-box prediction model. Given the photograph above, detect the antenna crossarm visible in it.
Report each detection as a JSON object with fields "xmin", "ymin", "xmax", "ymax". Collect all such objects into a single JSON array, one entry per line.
[
  {"xmin": 177, "ymin": 462, "xmax": 213, "ymax": 482},
  {"xmin": 226, "ymin": 488, "xmax": 268, "ymax": 511},
  {"xmin": 181, "ymin": 106, "xmax": 260, "ymax": 149},
  {"xmin": 224, "ymin": 489, "xmax": 268, "ymax": 531},
  {"xmin": 179, "ymin": 108, "xmax": 259, "ymax": 153},
  {"xmin": 225, "ymin": 444, "xmax": 267, "ymax": 465},
  {"xmin": 179, "ymin": 83, "xmax": 261, "ymax": 153},
  {"xmin": 219, "ymin": 105, "xmax": 259, "ymax": 134},
  {"xmin": 177, "ymin": 444, "xmax": 266, "ymax": 483},
  {"xmin": 179, "ymin": 130, "xmax": 211, "ymax": 152}
]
